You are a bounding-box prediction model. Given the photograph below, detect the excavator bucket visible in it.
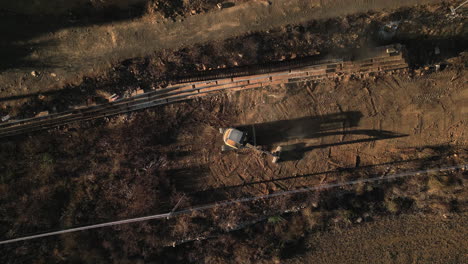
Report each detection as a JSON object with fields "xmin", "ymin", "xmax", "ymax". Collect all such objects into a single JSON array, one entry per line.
[{"xmin": 272, "ymin": 146, "xmax": 282, "ymax": 163}]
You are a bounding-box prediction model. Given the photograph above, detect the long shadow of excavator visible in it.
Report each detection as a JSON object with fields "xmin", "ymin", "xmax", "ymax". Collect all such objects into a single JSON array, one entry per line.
[
  {"xmin": 235, "ymin": 111, "xmax": 407, "ymax": 162},
  {"xmin": 236, "ymin": 111, "xmax": 363, "ymax": 145},
  {"xmin": 279, "ymin": 129, "xmax": 407, "ymax": 162}
]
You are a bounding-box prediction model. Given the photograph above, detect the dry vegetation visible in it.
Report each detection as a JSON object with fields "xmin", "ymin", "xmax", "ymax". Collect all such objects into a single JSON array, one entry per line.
[
  {"xmin": 0, "ymin": 1, "xmax": 466, "ymax": 263},
  {"xmin": 0, "ymin": 91, "xmax": 466, "ymax": 262}
]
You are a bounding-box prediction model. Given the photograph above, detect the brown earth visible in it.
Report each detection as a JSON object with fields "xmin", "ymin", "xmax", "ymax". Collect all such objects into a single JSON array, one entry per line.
[
  {"xmin": 0, "ymin": 0, "xmax": 467, "ymax": 263},
  {"xmin": 0, "ymin": 0, "xmax": 453, "ymax": 105},
  {"xmin": 2, "ymin": 0, "xmax": 466, "ymax": 120},
  {"xmin": 287, "ymin": 213, "xmax": 468, "ymax": 264},
  {"xmin": 0, "ymin": 65, "xmax": 466, "ymax": 262}
]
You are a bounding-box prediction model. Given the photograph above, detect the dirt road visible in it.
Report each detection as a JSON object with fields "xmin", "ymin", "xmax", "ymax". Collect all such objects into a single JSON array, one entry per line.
[{"xmin": 0, "ymin": 0, "xmax": 445, "ymax": 97}]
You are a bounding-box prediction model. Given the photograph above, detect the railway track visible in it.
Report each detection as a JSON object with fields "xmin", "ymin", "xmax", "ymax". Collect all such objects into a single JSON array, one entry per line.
[{"xmin": 0, "ymin": 44, "xmax": 408, "ymax": 139}]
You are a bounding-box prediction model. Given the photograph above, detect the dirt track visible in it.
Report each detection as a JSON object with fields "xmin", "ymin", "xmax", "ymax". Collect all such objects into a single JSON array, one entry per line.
[{"xmin": 0, "ymin": 0, "xmax": 447, "ymax": 98}]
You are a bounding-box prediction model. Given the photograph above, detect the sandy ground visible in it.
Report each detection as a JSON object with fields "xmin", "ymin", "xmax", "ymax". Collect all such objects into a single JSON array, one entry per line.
[{"xmin": 0, "ymin": 0, "xmax": 446, "ymax": 97}]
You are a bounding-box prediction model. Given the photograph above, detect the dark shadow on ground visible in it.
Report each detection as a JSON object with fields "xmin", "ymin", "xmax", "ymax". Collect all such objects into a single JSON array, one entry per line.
[
  {"xmin": 162, "ymin": 145, "xmax": 466, "ymax": 262},
  {"xmin": 191, "ymin": 155, "xmax": 439, "ymax": 199},
  {"xmin": 233, "ymin": 111, "xmax": 406, "ymax": 162},
  {"xmin": 164, "ymin": 166, "xmax": 230, "ymax": 204},
  {"xmin": 236, "ymin": 111, "xmax": 363, "ymax": 146},
  {"xmin": 279, "ymin": 129, "xmax": 407, "ymax": 162},
  {"xmin": 0, "ymin": 2, "xmax": 148, "ymax": 72}
]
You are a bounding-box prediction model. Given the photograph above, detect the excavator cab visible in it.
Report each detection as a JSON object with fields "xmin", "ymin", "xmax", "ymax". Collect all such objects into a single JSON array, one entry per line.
[
  {"xmin": 219, "ymin": 128, "xmax": 246, "ymax": 150},
  {"xmin": 219, "ymin": 126, "xmax": 282, "ymax": 163}
]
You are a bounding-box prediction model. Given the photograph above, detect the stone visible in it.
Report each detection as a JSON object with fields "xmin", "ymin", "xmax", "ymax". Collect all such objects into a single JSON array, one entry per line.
[{"xmin": 35, "ymin": 111, "xmax": 49, "ymax": 117}]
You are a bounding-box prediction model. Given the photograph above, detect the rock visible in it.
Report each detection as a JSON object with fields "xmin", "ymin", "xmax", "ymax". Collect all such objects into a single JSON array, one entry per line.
[
  {"xmin": 290, "ymin": 53, "xmax": 297, "ymax": 59},
  {"xmin": 50, "ymin": 73, "xmax": 57, "ymax": 77},
  {"xmin": 1, "ymin": 115, "xmax": 10, "ymax": 122},
  {"xmin": 35, "ymin": 111, "xmax": 49, "ymax": 117},
  {"xmin": 131, "ymin": 89, "xmax": 145, "ymax": 97},
  {"xmin": 356, "ymin": 217, "xmax": 363, "ymax": 223},
  {"xmin": 108, "ymin": 94, "xmax": 119, "ymax": 102},
  {"xmin": 31, "ymin": 71, "xmax": 38, "ymax": 77}
]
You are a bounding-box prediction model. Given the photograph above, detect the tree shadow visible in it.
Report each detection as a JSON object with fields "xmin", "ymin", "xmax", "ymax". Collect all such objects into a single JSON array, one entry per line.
[
  {"xmin": 164, "ymin": 166, "xmax": 229, "ymax": 204},
  {"xmin": 0, "ymin": 2, "xmax": 148, "ymax": 72},
  {"xmin": 191, "ymin": 155, "xmax": 436, "ymax": 199}
]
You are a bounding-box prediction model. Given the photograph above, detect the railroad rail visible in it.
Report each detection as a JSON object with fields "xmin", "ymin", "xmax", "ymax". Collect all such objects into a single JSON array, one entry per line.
[{"xmin": 0, "ymin": 44, "xmax": 407, "ymax": 139}]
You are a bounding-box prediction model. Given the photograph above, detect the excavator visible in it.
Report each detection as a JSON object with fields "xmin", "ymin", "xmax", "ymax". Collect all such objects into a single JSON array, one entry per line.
[{"xmin": 219, "ymin": 126, "xmax": 282, "ymax": 163}]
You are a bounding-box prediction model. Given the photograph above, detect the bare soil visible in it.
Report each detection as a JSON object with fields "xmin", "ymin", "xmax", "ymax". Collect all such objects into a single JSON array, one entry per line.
[
  {"xmin": 0, "ymin": 65, "xmax": 466, "ymax": 262},
  {"xmin": 0, "ymin": 0, "xmax": 455, "ymax": 114},
  {"xmin": 2, "ymin": 0, "xmax": 466, "ymax": 120}
]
